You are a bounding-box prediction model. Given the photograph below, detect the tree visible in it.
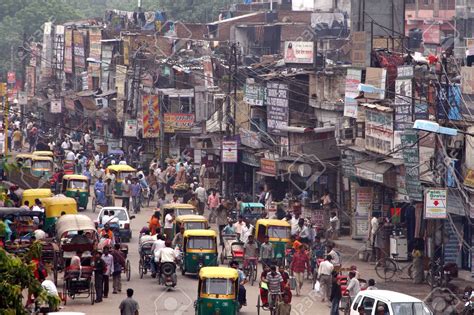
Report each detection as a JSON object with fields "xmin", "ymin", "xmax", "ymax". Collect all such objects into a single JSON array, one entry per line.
[{"xmin": 0, "ymin": 243, "xmax": 60, "ymax": 314}]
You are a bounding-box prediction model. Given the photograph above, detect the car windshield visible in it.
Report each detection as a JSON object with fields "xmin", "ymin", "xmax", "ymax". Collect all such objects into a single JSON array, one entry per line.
[
  {"xmin": 32, "ymin": 161, "xmax": 51, "ymax": 169},
  {"xmin": 268, "ymin": 226, "xmax": 290, "ymax": 239},
  {"xmin": 187, "ymin": 237, "xmax": 215, "ymax": 250},
  {"xmin": 103, "ymin": 209, "xmax": 128, "ymax": 221},
  {"xmin": 177, "ymin": 209, "xmax": 194, "ymax": 216},
  {"xmin": 391, "ymin": 302, "xmax": 432, "ymax": 315},
  {"xmin": 118, "ymin": 171, "xmax": 135, "ymax": 180},
  {"xmin": 184, "ymin": 222, "xmax": 206, "ymax": 230},
  {"xmin": 201, "ymin": 278, "xmax": 234, "ymax": 295},
  {"xmin": 68, "ymin": 180, "xmax": 88, "ymax": 190},
  {"xmin": 243, "ymin": 206, "xmax": 264, "ymax": 214}
]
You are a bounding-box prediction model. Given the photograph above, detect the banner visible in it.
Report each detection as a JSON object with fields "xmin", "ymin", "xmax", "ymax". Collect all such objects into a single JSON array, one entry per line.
[
  {"xmin": 343, "ymin": 69, "xmax": 362, "ymax": 118},
  {"xmin": 73, "ymin": 30, "xmax": 86, "ymax": 70},
  {"xmin": 266, "ymin": 82, "xmax": 289, "ymax": 135},
  {"xmin": 425, "ymin": 189, "xmax": 447, "ymax": 219},
  {"xmin": 284, "ymin": 41, "xmax": 314, "ymax": 64},
  {"xmin": 124, "ymin": 119, "xmax": 138, "ymax": 137},
  {"xmin": 164, "ymin": 113, "xmax": 194, "ymax": 133},
  {"xmin": 142, "ymin": 94, "xmax": 160, "ymax": 138},
  {"xmin": 64, "ymin": 29, "xmax": 73, "ymax": 74},
  {"xmin": 88, "ymin": 28, "xmax": 102, "ymax": 77},
  {"xmin": 41, "ymin": 22, "xmax": 53, "ymax": 80},
  {"xmin": 365, "ymin": 107, "xmax": 394, "ymax": 155},
  {"xmin": 401, "ymin": 129, "xmax": 423, "ymax": 201},
  {"xmin": 365, "ymin": 67, "xmax": 386, "ymax": 99}
]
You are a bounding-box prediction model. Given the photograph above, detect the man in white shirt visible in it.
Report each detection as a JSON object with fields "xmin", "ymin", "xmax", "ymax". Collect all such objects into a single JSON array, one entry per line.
[
  {"xmin": 290, "ymin": 213, "xmax": 301, "ymax": 236},
  {"xmin": 370, "ymin": 215, "xmax": 379, "ymax": 243},
  {"xmin": 194, "ymin": 184, "xmax": 207, "ymax": 215},
  {"xmin": 164, "ymin": 211, "xmax": 175, "ymax": 241},
  {"xmin": 233, "ymin": 216, "xmax": 247, "ymax": 239},
  {"xmin": 317, "ymin": 255, "xmax": 334, "ymax": 302},
  {"xmin": 327, "ymin": 244, "xmax": 341, "ymax": 266},
  {"xmin": 158, "ymin": 240, "xmax": 178, "ymax": 284},
  {"xmin": 101, "ymin": 210, "xmax": 111, "ymax": 225},
  {"xmin": 66, "ymin": 150, "xmax": 75, "ymax": 161},
  {"xmin": 61, "ymin": 140, "xmax": 70, "ymax": 150},
  {"xmin": 151, "ymin": 235, "xmax": 166, "ymax": 277},
  {"xmin": 346, "ymin": 271, "xmax": 361, "ymax": 299}
]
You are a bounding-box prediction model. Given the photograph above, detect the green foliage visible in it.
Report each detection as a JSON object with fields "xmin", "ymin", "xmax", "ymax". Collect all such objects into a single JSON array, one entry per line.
[{"xmin": 0, "ymin": 246, "xmax": 60, "ymax": 314}]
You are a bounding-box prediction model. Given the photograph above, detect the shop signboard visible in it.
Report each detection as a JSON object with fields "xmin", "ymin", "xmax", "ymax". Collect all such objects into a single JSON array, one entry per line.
[
  {"xmin": 142, "ymin": 94, "xmax": 160, "ymax": 138},
  {"xmin": 124, "ymin": 119, "xmax": 138, "ymax": 137},
  {"xmin": 355, "ymin": 167, "xmax": 384, "ymax": 183},
  {"xmin": 266, "ymin": 82, "xmax": 289, "ymax": 135},
  {"xmin": 244, "ymin": 80, "xmax": 266, "ymax": 106},
  {"xmin": 464, "ymin": 169, "xmax": 474, "ymax": 188},
  {"xmin": 353, "ymin": 187, "xmax": 373, "ymax": 239},
  {"xmin": 343, "ymin": 69, "xmax": 362, "ymax": 118},
  {"xmin": 26, "ymin": 66, "xmax": 36, "ymax": 97},
  {"xmin": 50, "ymin": 99, "xmax": 62, "ymax": 113},
  {"xmin": 401, "ymin": 129, "xmax": 423, "ymax": 201},
  {"xmin": 241, "ymin": 151, "xmax": 260, "ymax": 167},
  {"xmin": 164, "ymin": 113, "xmax": 195, "ymax": 133},
  {"xmin": 240, "ymin": 128, "xmax": 262, "ymax": 149},
  {"xmin": 394, "ymin": 74, "xmax": 413, "ymax": 131},
  {"xmin": 260, "ymin": 158, "xmax": 277, "ymax": 176},
  {"xmin": 284, "ymin": 41, "xmax": 314, "ymax": 64},
  {"xmin": 221, "ymin": 140, "xmax": 238, "ymax": 163},
  {"xmin": 64, "ymin": 29, "xmax": 73, "ymax": 74},
  {"xmin": 365, "ymin": 108, "xmax": 394, "ymax": 155},
  {"xmin": 425, "ymin": 189, "xmax": 447, "ymax": 219},
  {"xmin": 88, "ymin": 28, "xmax": 102, "ymax": 77},
  {"xmin": 73, "ymin": 30, "xmax": 85, "ymax": 70}
]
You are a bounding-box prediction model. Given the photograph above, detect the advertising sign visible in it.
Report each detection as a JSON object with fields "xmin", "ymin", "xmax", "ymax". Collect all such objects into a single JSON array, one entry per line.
[
  {"xmin": 425, "ymin": 189, "xmax": 448, "ymax": 219},
  {"xmin": 260, "ymin": 159, "xmax": 277, "ymax": 176},
  {"xmin": 284, "ymin": 41, "xmax": 314, "ymax": 64},
  {"xmin": 266, "ymin": 82, "xmax": 288, "ymax": 135},
  {"xmin": 124, "ymin": 119, "xmax": 138, "ymax": 137},
  {"xmin": 7, "ymin": 72, "xmax": 16, "ymax": 84},
  {"xmin": 365, "ymin": 108, "xmax": 394, "ymax": 155},
  {"xmin": 64, "ymin": 29, "xmax": 73, "ymax": 74},
  {"xmin": 401, "ymin": 129, "xmax": 423, "ymax": 201},
  {"xmin": 239, "ymin": 128, "xmax": 262, "ymax": 149},
  {"xmin": 142, "ymin": 94, "xmax": 160, "ymax": 138},
  {"xmin": 164, "ymin": 113, "xmax": 195, "ymax": 133},
  {"xmin": 222, "ymin": 140, "xmax": 238, "ymax": 163},
  {"xmin": 365, "ymin": 68, "xmax": 387, "ymax": 99},
  {"xmin": 88, "ymin": 28, "xmax": 102, "ymax": 77},
  {"xmin": 244, "ymin": 80, "xmax": 266, "ymax": 106},
  {"xmin": 50, "ymin": 99, "xmax": 62, "ymax": 113},
  {"xmin": 353, "ymin": 187, "xmax": 373, "ymax": 239},
  {"xmin": 343, "ymin": 69, "xmax": 362, "ymax": 118}
]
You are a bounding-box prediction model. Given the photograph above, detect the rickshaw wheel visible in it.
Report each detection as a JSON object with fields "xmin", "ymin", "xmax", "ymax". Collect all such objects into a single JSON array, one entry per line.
[
  {"xmin": 126, "ymin": 260, "xmax": 131, "ymax": 281},
  {"xmin": 90, "ymin": 281, "xmax": 95, "ymax": 305},
  {"xmin": 139, "ymin": 258, "xmax": 144, "ymax": 279}
]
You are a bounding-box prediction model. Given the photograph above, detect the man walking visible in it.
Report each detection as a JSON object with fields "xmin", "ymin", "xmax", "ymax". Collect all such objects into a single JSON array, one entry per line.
[
  {"xmin": 102, "ymin": 246, "xmax": 114, "ymax": 298},
  {"xmin": 330, "ymin": 271, "xmax": 342, "ymax": 315},
  {"xmin": 290, "ymin": 244, "xmax": 310, "ymax": 296},
  {"xmin": 130, "ymin": 178, "xmax": 141, "ymax": 213},
  {"xmin": 207, "ymin": 190, "xmax": 220, "ymax": 223},
  {"xmin": 111, "ymin": 243, "xmax": 126, "ymax": 294},
  {"xmin": 93, "ymin": 250, "xmax": 106, "ymax": 303},
  {"xmin": 260, "ymin": 236, "xmax": 274, "ymax": 267},
  {"xmin": 317, "ymin": 255, "xmax": 334, "ymax": 302},
  {"xmin": 105, "ymin": 178, "xmax": 114, "ymax": 207},
  {"xmin": 194, "ymin": 184, "xmax": 207, "ymax": 215},
  {"xmin": 119, "ymin": 288, "xmax": 139, "ymax": 315}
]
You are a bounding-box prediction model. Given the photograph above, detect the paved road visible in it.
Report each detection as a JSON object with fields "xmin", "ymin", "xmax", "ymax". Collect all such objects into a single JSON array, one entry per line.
[{"xmin": 59, "ymin": 199, "xmax": 328, "ymax": 315}]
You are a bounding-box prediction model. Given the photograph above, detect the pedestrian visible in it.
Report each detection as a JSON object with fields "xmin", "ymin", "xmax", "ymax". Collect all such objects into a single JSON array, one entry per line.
[
  {"xmin": 93, "ymin": 250, "xmax": 106, "ymax": 303},
  {"xmin": 330, "ymin": 271, "xmax": 342, "ymax": 315},
  {"xmin": 194, "ymin": 183, "xmax": 207, "ymax": 215},
  {"xmin": 290, "ymin": 244, "xmax": 310, "ymax": 296},
  {"xmin": 119, "ymin": 288, "xmax": 140, "ymax": 315},
  {"xmin": 216, "ymin": 200, "xmax": 229, "ymax": 244},
  {"xmin": 105, "ymin": 178, "xmax": 114, "ymax": 207},
  {"xmin": 122, "ymin": 175, "xmax": 132, "ymax": 210},
  {"xmin": 102, "ymin": 246, "xmax": 114, "ymax": 298},
  {"xmin": 163, "ymin": 210, "xmax": 174, "ymax": 241},
  {"xmin": 111, "ymin": 243, "xmax": 126, "ymax": 294},
  {"xmin": 207, "ymin": 190, "xmax": 220, "ymax": 223},
  {"xmin": 317, "ymin": 255, "xmax": 334, "ymax": 302},
  {"xmin": 233, "ymin": 215, "xmax": 247, "ymax": 241},
  {"xmin": 130, "ymin": 178, "xmax": 141, "ymax": 213},
  {"xmin": 346, "ymin": 271, "xmax": 361, "ymax": 301},
  {"xmin": 12, "ymin": 129, "xmax": 22, "ymax": 151},
  {"xmin": 327, "ymin": 211, "xmax": 340, "ymax": 240},
  {"xmin": 260, "ymin": 235, "xmax": 274, "ymax": 267},
  {"xmin": 366, "ymin": 278, "xmax": 378, "ymax": 290}
]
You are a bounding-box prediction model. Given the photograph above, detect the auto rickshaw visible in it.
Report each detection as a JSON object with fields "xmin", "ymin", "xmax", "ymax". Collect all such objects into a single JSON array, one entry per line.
[
  {"xmin": 15, "ymin": 153, "xmax": 34, "ymax": 169},
  {"xmin": 106, "ymin": 165, "xmax": 136, "ymax": 196},
  {"xmin": 175, "ymin": 215, "xmax": 208, "ymax": 234},
  {"xmin": 162, "ymin": 203, "xmax": 196, "ymax": 238},
  {"xmin": 254, "ymin": 219, "xmax": 291, "ymax": 265},
  {"xmin": 195, "ymin": 267, "xmax": 240, "ymax": 315},
  {"xmin": 239, "ymin": 202, "xmax": 266, "ymax": 224},
  {"xmin": 22, "ymin": 188, "xmax": 53, "ymax": 206},
  {"xmin": 42, "ymin": 196, "xmax": 78, "ymax": 234},
  {"xmin": 31, "ymin": 156, "xmax": 54, "ymax": 178},
  {"xmin": 181, "ymin": 229, "xmax": 218, "ymax": 275},
  {"xmin": 60, "ymin": 175, "xmax": 90, "ymax": 211},
  {"xmin": 0, "ymin": 208, "xmax": 44, "ymax": 240}
]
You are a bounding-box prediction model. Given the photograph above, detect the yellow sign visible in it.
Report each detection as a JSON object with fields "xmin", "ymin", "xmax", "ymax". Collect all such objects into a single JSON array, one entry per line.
[{"xmin": 0, "ymin": 83, "xmax": 6, "ymax": 97}]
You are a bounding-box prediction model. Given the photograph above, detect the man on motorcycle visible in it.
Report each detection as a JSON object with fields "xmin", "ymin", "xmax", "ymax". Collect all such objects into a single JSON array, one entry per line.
[{"xmin": 157, "ymin": 240, "xmax": 178, "ymax": 287}]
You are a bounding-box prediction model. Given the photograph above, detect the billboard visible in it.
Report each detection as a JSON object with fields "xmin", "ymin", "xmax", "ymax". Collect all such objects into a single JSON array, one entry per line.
[
  {"xmin": 266, "ymin": 82, "xmax": 289, "ymax": 135},
  {"xmin": 365, "ymin": 107, "xmax": 394, "ymax": 155},
  {"xmin": 64, "ymin": 29, "xmax": 73, "ymax": 74},
  {"xmin": 142, "ymin": 94, "xmax": 160, "ymax": 138},
  {"xmin": 164, "ymin": 113, "xmax": 195, "ymax": 133},
  {"xmin": 284, "ymin": 41, "xmax": 314, "ymax": 64}
]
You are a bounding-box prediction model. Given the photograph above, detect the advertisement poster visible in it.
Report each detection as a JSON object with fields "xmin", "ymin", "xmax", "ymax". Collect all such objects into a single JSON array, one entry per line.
[
  {"xmin": 266, "ymin": 82, "xmax": 289, "ymax": 135},
  {"xmin": 203, "ymin": 57, "xmax": 214, "ymax": 88},
  {"xmin": 343, "ymin": 69, "xmax": 362, "ymax": 118},
  {"xmin": 353, "ymin": 187, "xmax": 373, "ymax": 239},
  {"xmin": 124, "ymin": 120, "xmax": 138, "ymax": 137},
  {"xmin": 244, "ymin": 80, "xmax": 266, "ymax": 106},
  {"xmin": 284, "ymin": 41, "xmax": 314, "ymax": 64},
  {"xmin": 142, "ymin": 94, "xmax": 160, "ymax": 138},
  {"xmin": 401, "ymin": 129, "xmax": 423, "ymax": 201},
  {"xmin": 425, "ymin": 189, "xmax": 448, "ymax": 219},
  {"xmin": 41, "ymin": 22, "xmax": 53, "ymax": 79},
  {"xmin": 64, "ymin": 29, "xmax": 73, "ymax": 74},
  {"xmin": 73, "ymin": 30, "xmax": 85, "ymax": 70},
  {"xmin": 164, "ymin": 113, "xmax": 195, "ymax": 133},
  {"xmin": 365, "ymin": 107, "xmax": 394, "ymax": 155},
  {"xmin": 221, "ymin": 140, "xmax": 238, "ymax": 163}
]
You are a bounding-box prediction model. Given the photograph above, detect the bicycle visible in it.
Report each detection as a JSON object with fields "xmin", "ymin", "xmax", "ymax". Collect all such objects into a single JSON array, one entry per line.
[
  {"xmin": 375, "ymin": 254, "xmax": 413, "ymax": 281},
  {"xmin": 243, "ymin": 258, "xmax": 258, "ymax": 286}
]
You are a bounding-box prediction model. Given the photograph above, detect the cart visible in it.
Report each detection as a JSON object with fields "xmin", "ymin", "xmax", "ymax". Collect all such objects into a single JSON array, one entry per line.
[
  {"xmin": 40, "ymin": 240, "xmax": 60, "ymax": 285},
  {"xmin": 138, "ymin": 241, "xmax": 154, "ymax": 279},
  {"xmin": 63, "ymin": 266, "xmax": 95, "ymax": 305}
]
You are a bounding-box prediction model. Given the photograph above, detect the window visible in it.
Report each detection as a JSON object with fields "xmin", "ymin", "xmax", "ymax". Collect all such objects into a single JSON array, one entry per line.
[
  {"xmin": 268, "ymin": 226, "xmax": 290, "ymax": 239},
  {"xmin": 361, "ymin": 297, "xmax": 375, "ymax": 314},
  {"xmin": 201, "ymin": 278, "xmax": 234, "ymax": 295},
  {"xmin": 187, "ymin": 237, "xmax": 215, "ymax": 250},
  {"xmin": 391, "ymin": 302, "xmax": 432, "ymax": 315},
  {"xmin": 69, "ymin": 180, "xmax": 88, "ymax": 190},
  {"xmin": 352, "ymin": 295, "xmax": 363, "ymax": 311},
  {"xmin": 375, "ymin": 301, "xmax": 389, "ymax": 315},
  {"xmin": 184, "ymin": 222, "xmax": 206, "ymax": 230},
  {"xmin": 32, "ymin": 161, "xmax": 51, "ymax": 169}
]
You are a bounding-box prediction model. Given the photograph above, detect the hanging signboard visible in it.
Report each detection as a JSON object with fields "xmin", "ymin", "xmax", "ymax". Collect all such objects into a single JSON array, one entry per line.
[
  {"xmin": 353, "ymin": 187, "xmax": 373, "ymax": 239},
  {"xmin": 343, "ymin": 69, "xmax": 362, "ymax": 118},
  {"xmin": 284, "ymin": 41, "xmax": 314, "ymax": 64},
  {"xmin": 425, "ymin": 189, "xmax": 448, "ymax": 219},
  {"xmin": 244, "ymin": 80, "xmax": 266, "ymax": 106},
  {"xmin": 73, "ymin": 30, "xmax": 85, "ymax": 70},
  {"xmin": 50, "ymin": 99, "xmax": 62, "ymax": 113},
  {"xmin": 365, "ymin": 107, "xmax": 394, "ymax": 155},
  {"xmin": 401, "ymin": 129, "xmax": 423, "ymax": 201},
  {"xmin": 88, "ymin": 28, "xmax": 102, "ymax": 77},
  {"xmin": 124, "ymin": 119, "xmax": 138, "ymax": 137},
  {"xmin": 222, "ymin": 140, "xmax": 238, "ymax": 163},
  {"xmin": 260, "ymin": 158, "xmax": 277, "ymax": 176},
  {"xmin": 164, "ymin": 113, "xmax": 195, "ymax": 133},
  {"xmin": 64, "ymin": 29, "xmax": 73, "ymax": 74},
  {"xmin": 365, "ymin": 68, "xmax": 387, "ymax": 99},
  {"xmin": 351, "ymin": 31, "xmax": 367, "ymax": 67},
  {"xmin": 266, "ymin": 82, "xmax": 289, "ymax": 135},
  {"xmin": 142, "ymin": 94, "xmax": 160, "ymax": 138}
]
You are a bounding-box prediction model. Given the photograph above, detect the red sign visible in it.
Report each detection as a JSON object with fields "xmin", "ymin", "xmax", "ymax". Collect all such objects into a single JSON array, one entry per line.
[
  {"xmin": 260, "ymin": 159, "xmax": 277, "ymax": 176},
  {"xmin": 142, "ymin": 94, "xmax": 160, "ymax": 138}
]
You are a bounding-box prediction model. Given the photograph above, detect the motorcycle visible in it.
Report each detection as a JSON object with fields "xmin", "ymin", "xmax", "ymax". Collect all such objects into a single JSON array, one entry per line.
[{"xmin": 159, "ymin": 262, "xmax": 177, "ymax": 289}]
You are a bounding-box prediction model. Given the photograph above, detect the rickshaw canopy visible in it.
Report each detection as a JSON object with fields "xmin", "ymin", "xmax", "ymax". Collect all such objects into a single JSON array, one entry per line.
[
  {"xmin": 62, "ymin": 174, "xmax": 89, "ymax": 181},
  {"xmin": 33, "ymin": 151, "xmax": 54, "ymax": 157},
  {"xmin": 0, "ymin": 208, "xmax": 43, "ymax": 218},
  {"xmin": 23, "ymin": 188, "xmax": 53, "ymax": 204},
  {"xmin": 16, "ymin": 153, "xmax": 34, "ymax": 160},
  {"xmin": 240, "ymin": 202, "xmax": 265, "ymax": 209},
  {"xmin": 176, "ymin": 214, "xmax": 207, "ymax": 223},
  {"xmin": 255, "ymin": 219, "xmax": 291, "ymax": 228},
  {"xmin": 106, "ymin": 165, "xmax": 136, "ymax": 172},
  {"xmin": 31, "ymin": 156, "xmax": 54, "ymax": 162},
  {"xmin": 183, "ymin": 229, "xmax": 217, "ymax": 238},
  {"xmin": 199, "ymin": 267, "xmax": 238, "ymax": 280},
  {"xmin": 42, "ymin": 196, "xmax": 78, "ymax": 218},
  {"xmin": 56, "ymin": 214, "xmax": 96, "ymax": 238},
  {"xmin": 163, "ymin": 203, "xmax": 195, "ymax": 210}
]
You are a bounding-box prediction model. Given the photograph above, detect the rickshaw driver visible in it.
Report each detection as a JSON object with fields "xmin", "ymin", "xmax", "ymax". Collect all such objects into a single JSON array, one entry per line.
[
  {"xmin": 243, "ymin": 235, "xmax": 258, "ymax": 270},
  {"xmin": 99, "ymin": 224, "xmax": 115, "ymax": 244},
  {"xmin": 230, "ymin": 260, "xmax": 247, "ymax": 306}
]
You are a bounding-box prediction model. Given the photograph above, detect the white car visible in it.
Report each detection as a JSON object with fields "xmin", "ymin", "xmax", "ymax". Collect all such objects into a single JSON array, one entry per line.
[
  {"xmin": 95, "ymin": 207, "xmax": 135, "ymax": 242},
  {"xmin": 349, "ymin": 290, "xmax": 432, "ymax": 315}
]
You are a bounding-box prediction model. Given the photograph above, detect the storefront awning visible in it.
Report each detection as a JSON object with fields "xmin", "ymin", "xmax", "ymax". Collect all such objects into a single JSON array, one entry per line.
[{"xmin": 355, "ymin": 161, "xmax": 393, "ymax": 184}]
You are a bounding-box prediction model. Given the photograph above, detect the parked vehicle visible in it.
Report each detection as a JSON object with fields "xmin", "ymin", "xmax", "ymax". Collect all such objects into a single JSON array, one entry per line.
[
  {"xmin": 60, "ymin": 175, "xmax": 89, "ymax": 211},
  {"xmin": 95, "ymin": 207, "xmax": 135, "ymax": 242}
]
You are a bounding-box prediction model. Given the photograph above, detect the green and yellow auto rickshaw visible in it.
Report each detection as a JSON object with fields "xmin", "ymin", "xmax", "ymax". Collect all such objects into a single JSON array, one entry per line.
[
  {"xmin": 254, "ymin": 219, "xmax": 291, "ymax": 265},
  {"xmin": 181, "ymin": 229, "xmax": 218, "ymax": 275},
  {"xmin": 22, "ymin": 188, "xmax": 53, "ymax": 207},
  {"xmin": 31, "ymin": 156, "xmax": 54, "ymax": 178},
  {"xmin": 41, "ymin": 196, "xmax": 78, "ymax": 233},
  {"xmin": 60, "ymin": 175, "xmax": 90, "ymax": 211},
  {"xmin": 162, "ymin": 203, "xmax": 196, "ymax": 239},
  {"xmin": 175, "ymin": 215, "xmax": 208, "ymax": 233},
  {"xmin": 15, "ymin": 153, "xmax": 34, "ymax": 170},
  {"xmin": 106, "ymin": 165, "xmax": 136, "ymax": 196},
  {"xmin": 195, "ymin": 267, "xmax": 240, "ymax": 315}
]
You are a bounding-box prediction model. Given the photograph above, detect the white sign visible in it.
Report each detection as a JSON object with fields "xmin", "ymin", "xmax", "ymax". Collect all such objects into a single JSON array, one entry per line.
[
  {"xmin": 355, "ymin": 167, "xmax": 384, "ymax": 183},
  {"xmin": 365, "ymin": 108, "xmax": 394, "ymax": 155},
  {"xmin": 343, "ymin": 69, "xmax": 362, "ymax": 118},
  {"xmin": 50, "ymin": 99, "xmax": 62, "ymax": 113},
  {"xmin": 425, "ymin": 189, "xmax": 448, "ymax": 219},
  {"xmin": 124, "ymin": 119, "xmax": 138, "ymax": 137},
  {"xmin": 222, "ymin": 140, "xmax": 238, "ymax": 163},
  {"xmin": 18, "ymin": 92, "xmax": 27, "ymax": 105},
  {"xmin": 284, "ymin": 41, "xmax": 314, "ymax": 64}
]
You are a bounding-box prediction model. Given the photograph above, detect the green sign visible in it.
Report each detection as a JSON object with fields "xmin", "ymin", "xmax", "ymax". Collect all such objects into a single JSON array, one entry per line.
[{"xmin": 401, "ymin": 129, "xmax": 423, "ymax": 201}]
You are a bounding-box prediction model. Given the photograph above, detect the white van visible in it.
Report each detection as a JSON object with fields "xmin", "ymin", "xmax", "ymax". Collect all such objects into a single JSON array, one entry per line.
[{"xmin": 349, "ymin": 290, "xmax": 433, "ymax": 315}]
